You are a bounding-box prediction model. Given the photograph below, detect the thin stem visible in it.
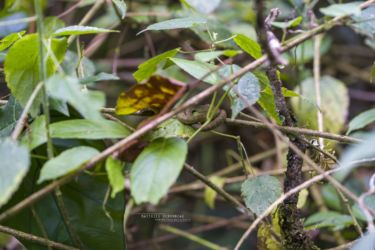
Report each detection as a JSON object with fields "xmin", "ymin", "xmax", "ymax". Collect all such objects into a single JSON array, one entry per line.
[
  {"xmin": 314, "ymin": 34, "xmax": 324, "ymax": 148},
  {"xmin": 123, "ymin": 198, "xmax": 134, "ymax": 244},
  {"xmin": 226, "ymin": 119, "xmax": 361, "ymax": 144},
  {"xmin": 183, "ymin": 163, "xmax": 251, "ymax": 217},
  {"xmin": 0, "ymin": 225, "xmax": 79, "ymax": 250},
  {"xmin": 159, "ymin": 224, "xmax": 226, "ymax": 250},
  {"xmin": 11, "ymin": 82, "xmax": 44, "ymax": 140}
]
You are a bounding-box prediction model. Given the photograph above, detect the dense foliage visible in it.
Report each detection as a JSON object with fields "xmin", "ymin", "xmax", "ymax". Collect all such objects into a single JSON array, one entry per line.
[{"xmin": 0, "ymin": 0, "xmax": 375, "ymax": 249}]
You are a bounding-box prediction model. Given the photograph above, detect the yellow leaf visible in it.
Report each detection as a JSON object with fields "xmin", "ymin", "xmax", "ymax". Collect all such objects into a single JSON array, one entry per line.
[{"xmin": 116, "ymin": 75, "xmax": 185, "ymax": 115}]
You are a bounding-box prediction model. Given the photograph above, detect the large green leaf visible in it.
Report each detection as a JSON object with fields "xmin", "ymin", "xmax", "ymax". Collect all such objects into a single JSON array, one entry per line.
[
  {"xmin": 291, "ymin": 76, "xmax": 349, "ymax": 136},
  {"xmin": 170, "ymin": 57, "xmax": 219, "ymax": 84},
  {"xmin": 4, "ymin": 34, "xmax": 67, "ymax": 116},
  {"xmin": 138, "ymin": 17, "xmax": 207, "ymax": 34},
  {"xmin": 46, "ymin": 74, "xmax": 105, "ymax": 121},
  {"xmin": 347, "ymin": 108, "xmax": 375, "ymax": 135},
  {"xmin": 304, "ymin": 211, "xmax": 353, "ymax": 231},
  {"xmin": 320, "ymin": 2, "xmax": 362, "ymax": 17},
  {"xmin": 50, "ymin": 119, "xmax": 130, "ymax": 139},
  {"xmin": 334, "ymin": 130, "xmax": 375, "ymax": 181},
  {"xmin": 352, "ymin": 232, "xmax": 375, "ymax": 250},
  {"xmin": 38, "ymin": 146, "xmax": 99, "ymax": 183},
  {"xmin": 133, "ymin": 48, "xmax": 179, "ymax": 82},
  {"xmin": 0, "ymin": 138, "xmax": 29, "ymax": 208},
  {"xmin": 53, "ymin": 26, "xmax": 118, "ymax": 36},
  {"xmin": 233, "ymin": 34, "xmax": 262, "ymax": 59},
  {"xmin": 241, "ymin": 175, "xmax": 282, "ymax": 216},
  {"xmin": 0, "ymin": 96, "xmax": 22, "ymax": 137},
  {"xmin": 131, "ymin": 137, "xmax": 188, "ymax": 204},
  {"xmin": 105, "ymin": 156, "xmax": 125, "ymax": 198}
]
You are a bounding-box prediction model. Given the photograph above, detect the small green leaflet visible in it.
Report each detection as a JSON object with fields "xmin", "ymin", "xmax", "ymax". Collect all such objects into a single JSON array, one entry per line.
[
  {"xmin": 230, "ymin": 72, "xmax": 261, "ymax": 119},
  {"xmin": 233, "ymin": 34, "xmax": 262, "ymax": 59},
  {"xmin": 53, "ymin": 26, "xmax": 118, "ymax": 37},
  {"xmin": 347, "ymin": 108, "xmax": 375, "ymax": 134},
  {"xmin": 80, "ymin": 72, "xmax": 119, "ymax": 84},
  {"xmin": 0, "ymin": 30, "xmax": 25, "ymax": 51},
  {"xmin": 170, "ymin": 57, "xmax": 219, "ymax": 84},
  {"xmin": 271, "ymin": 16, "xmax": 302, "ymax": 29},
  {"xmin": 106, "ymin": 156, "xmax": 125, "ymax": 198},
  {"xmin": 131, "ymin": 137, "xmax": 188, "ymax": 204},
  {"xmin": 0, "ymin": 138, "xmax": 30, "ymax": 208},
  {"xmin": 304, "ymin": 211, "xmax": 353, "ymax": 231},
  {"xmin": 21, "ymin": 115, "xmax": 47, "ymax": 150},
  {"xmin": 38, "ymin": 146, "xmax": 99, "ymax": 183},
  {"xmin": 112, "ymin": 0, "xmax": 127, "ymax": 19},
  {"xmin": 194, "ymin": 50, "xmax": 241, "ymax": 62},
  {"xmin": 204, "ymin": 176, "xmax": 225, "ymax": 209},
  {"xmin": 241, "ymin": 175, "xmax": 282, "ymax": 216},
  {"xmin": 137, "ymin": 17, "xmax": 207, "ymax": 35},
  {"xmin": 133, "ymin": 48, "xmax": 179, "ymax": 82}
]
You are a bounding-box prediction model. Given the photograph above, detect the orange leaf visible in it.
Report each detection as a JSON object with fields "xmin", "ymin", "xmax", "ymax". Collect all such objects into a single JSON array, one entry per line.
[{"xmin": 115, "ymin": 75, "xmax": 186, "ymax": 115}]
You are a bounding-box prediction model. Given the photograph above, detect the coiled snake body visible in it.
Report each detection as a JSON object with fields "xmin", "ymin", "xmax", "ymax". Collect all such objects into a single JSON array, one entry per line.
[{"xmin": 176, "ymin": 104, "xmax": 227, "ymax": 131}]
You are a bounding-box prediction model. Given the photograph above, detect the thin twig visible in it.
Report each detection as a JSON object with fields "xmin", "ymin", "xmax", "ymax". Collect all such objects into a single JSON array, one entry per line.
[
  {"xmin": 0, "ymin": 225, "xmax": 79, "ymax": 250},
  {"xmin": 11, "ymin": 82, "xmax": 44, "ymax": 140},
  {"xmin": 226, "ymin": 119, "xmax": 361, "ymax": 144},
  {"xmin": 183, "ymin": 163, "xmax": 251, "ymax": 217}
]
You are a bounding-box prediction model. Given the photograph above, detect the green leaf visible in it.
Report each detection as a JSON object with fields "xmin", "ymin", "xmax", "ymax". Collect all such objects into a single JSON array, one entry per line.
[
  {"xmin": 184, "ymin": 0, "xmax": 221, "ymax": 14},
  {"xmin": 334, "ymin": 131, "xmax": 375, "ymax": 181},
  {"xmin": 4, "ymin": 34, "xmax": 67, "ymax": 116},
  {"xmin": 304, "ymin": 211, "xmax": 353, "ymax": 231},
  {"xmin": 138, "ymin": 17, "xmax": 207, "ymax": 35},
  {"xmin": 43, "ymin": 16, "xmax": 65, "ymax": 37},
  {"xmin": 352, "ymin": 195, "xmax": 375, "ymax": 221},
  {"xmin": 50, "ymin": 119, "xmax": 130, "ymax": 139},
  {"xmin": 271, "ymin": 16, "xmax": 302, "ymax": 29},
  {"xmin": 0, "ymin": 30, "xmax": 25, "ymax": 52},
  {"xmin": 241, "ymin": 175, "xmax": 282, "ymax": 216},
  {"xmin": 131, "ymin": 137, "xmax": 188, "ymax": 204},
  {"xmin": 230, "ymin": 72, "xmax": 260, "ymax": 119},
  {"xmin": 21, "ymin": 115, "xmax": 47, "ymax": 150},
  {"xmin": 170, "ymin": 57, "xmax": 219, "ymax": 84},
  {"xmin": 194, "ymin": 50, "xmax": 241, "ymax": 62},
  {"xmin": 112, "ymin": 0, "xmax": 127, "ymax": 19},
  {"xmin": 291, "ymin": 76, "xmax": 349, "ymax": 136},
  {"xmin": 0, "ymin": 96, "xmax": 22, "ymax": 137},
  {"xmin": 233, "ymin": 34, "xmax": 262, "ymax": 59},
  {"xmin": 320, "ymin": 2, "xmax": 362, "ymax": 17},
  {"xmin": 352, "ymin": 232, "xmax": 375, "ymax": 250},
  {"xmin": 38, "ymin": 146, "xmax": 99, "ymax": 183},
  {"xmin": 204, "ymin": 176, "xmax": 225, "ymax": 209},
  {"xmin": 46, "ymin": 74, "xmax": 105, "ymax": 121},
  {"xmin": 80, "ymin": 72, "xmax": 119, "ymax": 84},
  {"xmin": 321, "ymin": 184, "xmax": 342, "ymax": 211},
  {"xmin": 347, "ymin": 108, "xmax": 375, "ymax": 135},
  {"xmin": 62, "ymin": 50, "xmax": 96, "ymax": 77},
  {"xmin": 105, "ymin": 156, "xmax": 125, "ymax": 198},
  {"xmin": 133, "ymin": 48, "xmax": 179, "ymax": 82},
  {"xmin": 352, "ymin": 6, "xmax": 375, "ymax": 38},
  {"xmin": 146, "ymin": 118, "xmax": 195, "ymax": 141},
  {"xmin": 0, "ymin": 138, "xmax": 30, "ymax": 208},
  {"xmin": 52, "ymin": 25, "xmax": 118, "ymax": 36}
]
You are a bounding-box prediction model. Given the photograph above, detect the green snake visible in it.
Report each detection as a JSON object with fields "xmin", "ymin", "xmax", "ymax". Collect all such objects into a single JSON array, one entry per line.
[{"xmin": 176, "ymin": 104, "xmax": 227, "ymax": 131}]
